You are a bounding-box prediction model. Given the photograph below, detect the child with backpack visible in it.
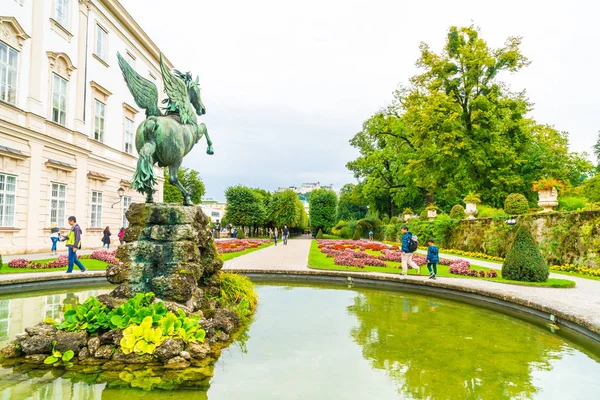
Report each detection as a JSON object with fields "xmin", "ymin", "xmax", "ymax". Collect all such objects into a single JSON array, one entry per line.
[
  {"xmin": 426, "ymin": 238, "xmax": 439, "ymax": 280},
  {"xmin": 400, "ymin": 225, "xmax": 419, "ymax": 276}
]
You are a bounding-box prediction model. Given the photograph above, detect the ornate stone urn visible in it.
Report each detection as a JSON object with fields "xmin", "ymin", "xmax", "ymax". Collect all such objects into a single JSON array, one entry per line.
[
  {"xmin": 427, "ymin": 209, "xmax": 437, "ymax": 220},
  {"xmin": 465, "ymin": 202, "xmax": 477, "ymax": 219},
  {"xmin": 537, "ymin": 187, "xmax": 558, "ymax": 212},
  {"xmin": 403, "ymin": 214, "xmax": 411, "ymax": 222}
]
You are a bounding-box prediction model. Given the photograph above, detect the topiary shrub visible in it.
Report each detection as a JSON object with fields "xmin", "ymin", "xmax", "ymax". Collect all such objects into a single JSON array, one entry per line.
[
  {"xmin": 502, "ymin": 226, "xmax": 549, "ymax": 282},
  {"xmin": 237, "ymin": 229, "xmax": 245, "ymax": 239},
  {"xmin": 504, "ymin": 193, "xmax": 529, "ymax": 215},
  {"xmin": 316, "ymin": 229, "xmax": 324, "ymax": 239},
  {"xmin": 390, "ymin": 216, "xmax": 399, "ymax": 224},
  {"xmin": 352, "ymin": 229, "xmax": 361, "ymax": 240},
  {"xmin": 381, "ymin": 215, "xmax": 390, "ymax": 225},
  {"xmin": 449, "ymin": 204, "xmax": 467, "ymax": 220}
]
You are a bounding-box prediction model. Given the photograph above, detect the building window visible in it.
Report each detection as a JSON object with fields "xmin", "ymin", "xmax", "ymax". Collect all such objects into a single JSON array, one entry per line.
[
  {"xmin": 94, "ymin": 100, "xmax": 105, "ymax": 142},
  {"xmin": 0, "ymin": 300, "xmax": 9, "ymax": 341},
  {"xmin": 125, "ymin": 51, "xmax": 135, "ymax": 69},
  {"xmin": 0, "ymin": 42, "xmax": 18, "ymax": 104},
  {"xmin": 95, "ymin": 24, "xmax": 107, "ymax": 60},
  {"xmin": 44, "ymin": 295, "xmax": 61, "ymax": 320},
  {"xmin": 0, "ymin": 174, "xmax": 16, "ymax": 227},
  {"xmin": 54, "ymin": 0, "xmax": 70, "ymax": 28},
  {"xmin": 122, "ymin": 196, "xmax": 131, "ymax": 228},
  {"xmin": 49, "ymin": 183, "xmax": 66, "ymax": 226},
  {"xmin": 51, "ymin": 73, "xmax": 67, "ymax": 125},
  {"xmin": 90, "ymin": 190, "xmax": 103, "ymax": 228},
  {"xmin": 124, "ymin": 118, "xmax": 134, "ymax": 154}
]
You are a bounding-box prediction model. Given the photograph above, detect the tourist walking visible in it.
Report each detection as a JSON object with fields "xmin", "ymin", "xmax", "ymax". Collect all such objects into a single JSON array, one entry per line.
[
  {"xmin": 368, "ymin": 230, "xmax": 374, "ymax": 241},
  {"xmin": 102, "ymin": 226, "xmax": 112, "ymax": 249},
  {"xmin": 49, "ymin": 223, "xmax": 60, "ymax": 255},
  {"xmin": 118, "ymin": 227, "xmax": 126, "ymax": 245},
  {"xmin": 426, "ymin": 238, "xmax": 439, "ymax": 280},
  {"xmin": 274, "ymin": 227, "xmax": 279, "ymax": 246},
  {"xmin": 63, "ymin": 216, "xmax": 86, "ymax": 273},
  {"xmin": 268, "ymin": 228, "xmax": 273, "ymax": 239},
  {"xmin": 400, "ymin": 225, "xmax": 419, "ymax": 276},
  {"xmin": 283, "ymin": 225, "xmax": 289, "ymax": 245},
  {"xmin": 233, "ymin": 228, "xmax": 238, "ymax": 239}
]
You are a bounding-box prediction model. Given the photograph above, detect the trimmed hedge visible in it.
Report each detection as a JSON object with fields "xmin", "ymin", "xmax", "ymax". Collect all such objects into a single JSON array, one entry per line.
[
  {"xmin": 504, "ymin": 193, "xmax": 529, "ymax": 215},
  {"xmin": 316, "ymin": 229, "xmax": 324, "ymax": 239},
  {"xmin": 502, "ymin": 226, "xmax": 549, "ymax": 282},
  {"xmin": 450, "ymin": 204, "xmax": 467, "ymax": 220}
]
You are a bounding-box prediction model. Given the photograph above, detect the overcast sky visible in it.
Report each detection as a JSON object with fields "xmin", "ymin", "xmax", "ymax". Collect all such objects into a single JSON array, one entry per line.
[{"xmin": 121, "ymin": 0, "xmax": 600, "ymax": 201}]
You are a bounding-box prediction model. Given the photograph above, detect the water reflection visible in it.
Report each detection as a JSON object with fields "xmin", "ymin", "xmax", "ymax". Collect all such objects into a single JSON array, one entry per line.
[{"xmin": 347, "ymin": 291, "xmax": 578, "ymax": 399}]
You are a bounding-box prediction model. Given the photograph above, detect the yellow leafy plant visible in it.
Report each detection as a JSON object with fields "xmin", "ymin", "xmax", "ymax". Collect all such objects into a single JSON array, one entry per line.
[{"xmin": 120, "ymin": 316, "xmax": 165, "ymax": 355}]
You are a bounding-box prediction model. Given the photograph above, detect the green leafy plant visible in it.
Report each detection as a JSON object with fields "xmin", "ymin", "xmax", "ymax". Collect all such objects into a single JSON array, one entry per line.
[
  {"xmin": 213, "ymin": 272, "xmax": 258, "ymax": 323},
  {"xmin": 504, "ymin": 193, "xmax": 529, "ymax": 215},
  {"xmin": 121, "ymin": 316, "xmax": 165, "ymax": 355},
  {"xmin": 419, "ymin": 210, "xmax": 428, "ymax": 220},
  {"xmin": 161, "ymin": 310, "xmax": 206, "ymax": 343},
  {"xmin": 402, "ymin": 208, "xmax": 414, "ymax": 216},
  {"xmin": 44, "ymin": 341, "xmax": 75, "ymax": 367},
  {"xmin": 352, "ymin": 229, "xmax": 361, "ymax": 240},
  {"xmin": 463, "ymin": 192, "xmax": 482, "ymax": 204},
  {"xmin": 502, "ymin": 226, "xmax": 549, "ymax": 282},
  {"xmin": 109, "ymin": 293, "xmax": 168, "ymax": 330},
  {"xmin": 425, "ymin": 204, "xmax": 439, "ymax": 211},
  {"xmin": 57, "ymin": 297, "xmax": 111, "ymax": 333},
  {"xmin": 316, "ymin": 229, "xmax": 324, "ymax": 239},
  {"xmin": 390, "ymin": 216, "xmax": 399, "ymax": 224},
  {"xmin": 532, "ymin": 177, "xmax": 565, "ymax": 192},
  {"xmin": 449, "ymin": 205, "xmax": 467, "ymax": 220}
]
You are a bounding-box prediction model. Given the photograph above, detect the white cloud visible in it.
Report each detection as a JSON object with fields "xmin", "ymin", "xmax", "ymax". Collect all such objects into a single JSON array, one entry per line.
[{"xmin": 121, "ymin": 0, "xmax": 600, "ymax": 200}]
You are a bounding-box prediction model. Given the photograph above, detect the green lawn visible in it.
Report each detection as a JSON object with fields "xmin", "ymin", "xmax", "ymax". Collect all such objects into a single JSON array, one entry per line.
[
  {"xmin": 220, "ymin": 242, "xmax": 273, "ymax": 261},
  {"xmin": 308, "ymin": 240, "xmax": 575, "ymax": 288},
  {"xmin": 1, "ymin": 257, "xmax": 110, "ymax": 274}
]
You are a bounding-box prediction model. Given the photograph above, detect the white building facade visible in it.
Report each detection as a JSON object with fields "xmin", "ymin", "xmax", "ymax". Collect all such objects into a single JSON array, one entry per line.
[{"xmin": 0, "ymin": 0, "xmax": 168, "ymax": 255}]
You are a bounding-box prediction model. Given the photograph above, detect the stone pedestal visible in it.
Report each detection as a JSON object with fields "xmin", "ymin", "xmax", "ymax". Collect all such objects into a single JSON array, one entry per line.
[
  {"xmin": 427, "ymin": 209, "xmax": 437, "ymax": 220},
  {"xmin": 107, "ymin": 203, "xmax": 222, "ymax": 307}
]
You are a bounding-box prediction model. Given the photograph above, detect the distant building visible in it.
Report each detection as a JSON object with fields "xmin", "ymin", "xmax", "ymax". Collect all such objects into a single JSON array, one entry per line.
[
  {"xmin": 200, "ymin": 198, "xmax": 226, "ymax": 222},
  {"xmin": 278, "ymin": 182, "xmax": 334, "ymax": 195},
  {"xmin": 0, "ymin": 0, "xmax": 169, "ymax": 254}
]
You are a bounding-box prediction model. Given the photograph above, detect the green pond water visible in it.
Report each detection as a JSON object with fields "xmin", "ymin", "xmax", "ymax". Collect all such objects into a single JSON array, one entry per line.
[{"xmin": 0, "ymin": 282, "xmax": 599, "ymax": 399}]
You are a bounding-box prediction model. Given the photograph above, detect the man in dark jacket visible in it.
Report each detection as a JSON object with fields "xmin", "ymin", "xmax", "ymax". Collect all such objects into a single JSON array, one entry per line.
[
  {"xmin": 400, "ymin": 225, "xmax": 419, "ymax": 276},
  {"xmin": 64, "ymin": 216, "xmax": 87, "ymax": 273}
]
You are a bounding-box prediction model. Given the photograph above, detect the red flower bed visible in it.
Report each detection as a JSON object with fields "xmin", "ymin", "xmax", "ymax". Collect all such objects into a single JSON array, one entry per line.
[{"xmin": 215, "ymin": 239, "xmax": 270, "ymax": 254}]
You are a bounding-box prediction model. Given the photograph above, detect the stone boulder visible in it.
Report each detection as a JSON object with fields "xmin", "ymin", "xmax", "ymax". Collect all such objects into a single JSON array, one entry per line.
[
  {"xmin": 153, "ymin": 339, "xmax": 183, "ymax": 363},
  {"xmin": 100, "ymin": 329, "xmax": 123, "ymax": 346},
  {"xmin": 87, "ymin": 337, "xmax": 101, "ymax": 355},
  {"xmin": 54, "ymin": 331, "xmax": 88, "ymax": 355}
]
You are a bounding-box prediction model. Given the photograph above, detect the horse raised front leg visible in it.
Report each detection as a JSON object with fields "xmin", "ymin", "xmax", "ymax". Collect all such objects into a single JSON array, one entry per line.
[
  {"xmin": 199, "ymin": 123, "xmax": 214, "ymax": 155},
  {"xmin": 168, "ymin": 164, "xmax": 192, "ymax": 206}
]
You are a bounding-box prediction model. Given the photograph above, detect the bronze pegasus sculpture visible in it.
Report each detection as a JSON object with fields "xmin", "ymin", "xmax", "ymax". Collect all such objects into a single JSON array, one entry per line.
[{"xmin": 117, "ymin": 52, "xmax": 213, "ymax": 205}]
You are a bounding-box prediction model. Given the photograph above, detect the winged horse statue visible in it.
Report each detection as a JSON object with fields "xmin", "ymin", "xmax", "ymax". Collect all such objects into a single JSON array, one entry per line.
[{"xmin": 117, "ymin": 52, "xmax": 213, "ymax": 206}]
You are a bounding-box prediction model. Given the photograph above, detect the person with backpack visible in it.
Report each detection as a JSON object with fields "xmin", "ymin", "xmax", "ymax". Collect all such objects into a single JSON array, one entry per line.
[
  {"xmin": 426, "ymin": 238, "xmax": 439, "ymax": 280},
  {"xmin": 102, "ymin": 226, "xmax": 112, "ymax": 249},
  {"xmin": 400, "ymin": 225, "xmax": 419, "ymax": 276},
  {"xmin": 63, "ymin": 216, "xmax": 87, "ymax": 273}
]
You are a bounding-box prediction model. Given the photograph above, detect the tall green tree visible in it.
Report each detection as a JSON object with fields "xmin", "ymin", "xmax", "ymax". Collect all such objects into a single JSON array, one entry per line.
[
  {"xmin": 268, "ymin": 189, "xmax": 302, "ymax": 227},
  {"xmin": 163, "ymin": 167, "xmax": 205, "ymax": 204},
  {"xmin": 336, "ymin": 184, "xmax": 369, "ymax": 221},
  {"xmin": 308, "ymin": 188, "xmax": 337, "ymax": 233},
  {"xmin": 594, "ymin": 131, "xmax": 600, "ymax": 172},
  {"xmin": 223, "ymin": 185, "xmax": 266, "ymax": 231}
]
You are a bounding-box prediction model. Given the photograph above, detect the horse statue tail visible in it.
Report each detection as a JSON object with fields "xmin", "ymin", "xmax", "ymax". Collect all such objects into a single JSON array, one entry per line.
[{"xmin": 131, "ymin": 117, "xmax": 158, "ymax": 198}]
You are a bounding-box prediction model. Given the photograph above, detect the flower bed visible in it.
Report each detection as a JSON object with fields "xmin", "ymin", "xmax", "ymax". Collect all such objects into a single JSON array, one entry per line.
[
  {"xmin": 216, "ymin": 239, "xmax": 270, "ymax": 254},
  {"xmin": 89, "ymin": 250, "xmax": 118, "ymax": 264},
  {"xmin": 550, "ymin": 264, "xmax": 600, "ymax": 277},
  {"xmin": 8, "ymin": 256, "xmax": 70, "ymax": 270},
  {"xmin": 317, "ymin": 239, "xmax": 497, "ymax": 278}
]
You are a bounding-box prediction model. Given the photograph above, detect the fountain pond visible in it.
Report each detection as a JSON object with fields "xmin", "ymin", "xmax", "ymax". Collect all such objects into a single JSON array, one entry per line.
[{"xmin": 0, "ymin": 280, "xmax": 598, "ymax": 399}]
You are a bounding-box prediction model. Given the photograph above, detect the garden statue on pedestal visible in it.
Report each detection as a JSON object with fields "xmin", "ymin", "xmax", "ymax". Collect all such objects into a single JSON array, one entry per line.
[{"xmin": 117, "ymin": 52, "xmax": 214, "ymax": 206}]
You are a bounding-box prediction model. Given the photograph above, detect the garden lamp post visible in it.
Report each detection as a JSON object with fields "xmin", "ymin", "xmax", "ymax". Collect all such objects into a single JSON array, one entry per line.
[{"xmin": 111, "ymin": 187, "xmax": 126, "ymax": 208}]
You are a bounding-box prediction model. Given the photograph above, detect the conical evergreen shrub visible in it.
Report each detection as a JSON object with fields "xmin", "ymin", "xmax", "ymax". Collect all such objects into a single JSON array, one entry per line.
[
  {"xmin": 502, "ymin": 226, "xmax": 548, "ymax": 282},
  {"xmin": 352, "ymin": 229, "xmax": 361, "ymax": 240},
  {"xmin": 316, "ymin": 229, "xmax": 324, "ymax": 239}
]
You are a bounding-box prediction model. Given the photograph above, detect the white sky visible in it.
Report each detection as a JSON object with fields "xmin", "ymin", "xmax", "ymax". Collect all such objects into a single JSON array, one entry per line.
[{"xmin": 121, "ymin": 0, "xmax": 600, "ymax": 201}]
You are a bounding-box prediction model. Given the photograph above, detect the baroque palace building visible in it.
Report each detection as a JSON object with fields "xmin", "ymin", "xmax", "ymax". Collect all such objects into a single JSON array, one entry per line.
[{"xmin": 0, "ymin": 0, "xmax": 168, "ymax": 255}]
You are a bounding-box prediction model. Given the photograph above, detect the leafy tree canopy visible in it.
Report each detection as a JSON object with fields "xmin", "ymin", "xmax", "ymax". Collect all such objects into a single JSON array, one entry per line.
[
  {"xmin": 223, "ymin": 185, "xmax": 266, "ymax": 228},
  {"xmin": 309, "ymin": 188, "xmax": 338, "ymax": 233},
  {"xmin": 163, "ymin": 167, "xmax": 205, "ymax": 204}
]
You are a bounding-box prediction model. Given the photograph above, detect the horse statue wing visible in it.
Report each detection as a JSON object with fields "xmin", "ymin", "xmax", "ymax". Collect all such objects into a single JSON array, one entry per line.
[
  {"xmin": 160, "ymin": 53, "xmax": 196, "ymax": 125},
  {"xmin": 117, "ymin": 52, "xmax": 161, "ymax": 117}
]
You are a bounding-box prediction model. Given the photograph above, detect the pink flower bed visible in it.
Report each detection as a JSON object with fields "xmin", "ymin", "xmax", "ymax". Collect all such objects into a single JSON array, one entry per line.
[
  {"xmin": 8, "ymin": 256, "xmax": 69, "ymax": 269},
  {"xmin": 216, "ymin": 239, "xmax": 270, "ymax": 254},
  {"xmin": 89, "ymin": 250, "xmax": 118, "ymax": 264},
  {"xmin": 316, "ymin": 239, "xmax": 497, "ymax": 278}
]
